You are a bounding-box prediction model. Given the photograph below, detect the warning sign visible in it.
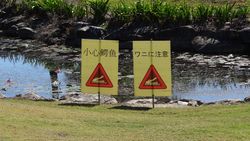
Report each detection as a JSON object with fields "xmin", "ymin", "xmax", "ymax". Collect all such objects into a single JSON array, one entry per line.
[
  {"xmin": 86, "ymin": 63, "xmax": 113, "ymax": 87},
  {"xmin": 81, "ymin": 39, "xmax": 118, "ymax": 95},
  {"xmin": 139, "ymin": 65, "xmax": 166, "ymax": 89},
  {"xmin": 133, "ymin": 41, "xmax": 172, "ymax": 96}
]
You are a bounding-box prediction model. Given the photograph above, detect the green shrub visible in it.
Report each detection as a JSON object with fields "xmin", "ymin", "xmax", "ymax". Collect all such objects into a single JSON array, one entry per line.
[
  {"xmin": 160, "ymin": 3, "xmax": 177, "ymax": 24},
  {"xmin": 22, "ymin": 0, "xmax": 73, "ymax": 16},
  {"xmin": 193, "ymin": 4, "xmax": 214, "ymax": 23},
  {"xmin": 233, "ymin": 6, "xmax": 248, "ymax": 18},
  {"xmin": 174, "ymin": 2, "xmax": 192, "ymax": 24},
  {"xmin": 214, "ymin": 3, "xmax": 235, "ymax": 25},
  {"xmin": 72, "ymin": 0, "xmax": 87, "ymax": 19},
  {"xmin": 89, "ymin": 0, "xmax": 110, "ymax": 25},
  {"xmin": 133, "ymin": 0, "xmax": 152, "ymax": 23},
  {"xmin": 38, "ymin": 0, "xmax": 73, "ymax": 16},
  {"xmin": 150, "ymin": 0, "xmax": 169, "ymax": 24},
  {"xmin": 112, "ymin": 2, "xmax": 134, "ymax": 24}
]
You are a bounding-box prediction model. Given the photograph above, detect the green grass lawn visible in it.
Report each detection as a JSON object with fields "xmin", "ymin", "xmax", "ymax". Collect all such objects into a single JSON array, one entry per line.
[{"xmin": 1, "ymin": 99, "xmax": 250, "ymax": 141}]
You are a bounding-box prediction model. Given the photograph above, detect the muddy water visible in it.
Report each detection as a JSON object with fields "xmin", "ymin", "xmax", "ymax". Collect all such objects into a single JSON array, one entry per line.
[{"xmin": 0, "ymin": 51, "xmax": 250, "ymax": 102}]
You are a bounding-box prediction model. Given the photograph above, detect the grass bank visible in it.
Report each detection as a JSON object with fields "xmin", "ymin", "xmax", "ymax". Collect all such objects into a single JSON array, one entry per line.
[{"xmin": 1, "ymin": 99, "xmax": 250, "ymax": 141}]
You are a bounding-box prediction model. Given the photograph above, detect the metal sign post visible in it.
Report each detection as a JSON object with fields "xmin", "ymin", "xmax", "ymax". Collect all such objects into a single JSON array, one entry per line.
[
  {"xmin": 98, "ymin": 39, "xmax": 101, "ymax": 105},
  {"xmin": 150, "ymin": 40, "xmax": 155, "ymax": 109}
]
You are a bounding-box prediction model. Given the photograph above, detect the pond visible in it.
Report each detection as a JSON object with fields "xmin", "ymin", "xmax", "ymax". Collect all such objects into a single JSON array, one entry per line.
[{"xmin": 0, "ymin": 52, "xmax": 250, "ymax": 103}]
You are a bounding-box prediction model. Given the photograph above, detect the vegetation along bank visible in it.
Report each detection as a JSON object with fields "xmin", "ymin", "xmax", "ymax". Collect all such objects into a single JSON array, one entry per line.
[{"xmin": 0, "ymin": 0, "xmax": 250, "ymax": 54}]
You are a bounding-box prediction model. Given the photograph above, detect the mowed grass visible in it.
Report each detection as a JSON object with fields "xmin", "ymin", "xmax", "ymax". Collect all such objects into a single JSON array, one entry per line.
[{"xmin": 1, "ymin": 99, "xmax": 250, "ymax": 141}]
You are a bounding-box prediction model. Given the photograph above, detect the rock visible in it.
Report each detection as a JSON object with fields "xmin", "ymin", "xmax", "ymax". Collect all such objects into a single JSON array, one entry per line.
[
  {"xmin": 217, "ymin": 58, "xmax": 227, "ymax": 64},
  {"xmin": 66, "ymin": 25, "xmax": 105, "ymax": 47},
  {"xmin": 50, "ymin": 28, "xmax": 61, "ymax": 37},
  {"xmin": 132, "ymin": 26, "xmax": 155, "ymax": 39},
  {"xmin": 218, "ymin": 29, "xmax": 239, "ymax": 40},
  {"xmin": 51, "ymin": 46, "xmax": 74, "ymax": 55},
  {"xmin": 18, "ymin": 27, "xmax": 36, "ymax": 39},
  {"xmin": 76, "ymin": 26, "xmax": 105, "ymax": 39},
  {"xmin": 174, "ymin": 25, "xmax": 196, "ymax": 36},
  {"xmin": 154, "ymin": 25, "xmax": 196, "ymax": 51},
  {"xmin": 192, "ymin": 36, "xmax": 220, "ymax": 50},
  {"xmin": 179, "ymin": 99, "xmax": 203, "ymax": 106},
  {"xmin": 192, "ymin": 36, "xmax": 247, "ymax": 54},
  {"xmin": 16, "ymin": 93, "xmax": 46, "ymax": 101},
  {"xmin": 3, "ymin": 25, "xmax": 18, "ymax": 36},
  {"xmin": 225, "ymin": 22, "xmax": 231, "ymax": 26},
  {"xmin": 156, "ymin": 97, "xmax": 171, "ymax": 104},
  {"xmin": 0, "ymin": 15, "xmax": 24, "ymax": 29},
  {"xmin": 188, "ymin": 100, "xmax": 203, "ymax": 107},
  {"xmin": 16, "ymin": 22, "xmax": 28, "ymax": 28},
  {"xmin": 0, "ymin": 93, "xmax": 6, "ymax": 99},
  {"xmin": 227, "ymin": 54, "xmax": 234, "ymax": 59},
  {"xmin": 169, "ymin": 100, "xmax": 178, "ymax": 104},
  {"xmin": 122, "ymin": 99, "xmax": 157, "ymax": 108},
  {"xmin": 177, "ymin": 101, "xmax": 189, "ymax": 106},
  {"xmin": 244, "ymin": 96, "xmax": 250, "ymax": 102},
  {"xmin": 60, "ymin": 92, "xmax": 117, "ymax": 105},
  {"xmin": 239, "ymin": 27, "xmax": 250, "ymax": 43},
  {"xmin": 125, "ymin": 99, "xmax": 156, "ymax": 105},
  {"xmin": 0, "ymin": 9, "xmax": 6, "ymax": 17},
  {"xmin": 73, "ymin": 22, "xmax": 89, "ymax": 29},
  {"xmin": 217, "ymin": 99, "xmax": 243, "ymax": 105}
]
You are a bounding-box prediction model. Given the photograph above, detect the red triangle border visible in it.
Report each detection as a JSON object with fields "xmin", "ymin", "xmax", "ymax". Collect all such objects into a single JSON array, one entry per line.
[
  {"xmin": 139, "ymin": 65, "xmax": 167, "ymax": 89},
  {"xmin": 85, "ymin": 63, "xmax": 113, "ymax": 88}
]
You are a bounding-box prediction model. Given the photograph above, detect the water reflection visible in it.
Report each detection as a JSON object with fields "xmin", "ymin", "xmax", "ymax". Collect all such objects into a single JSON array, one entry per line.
[
  {"xmin": 172, "ymin": 60, "xmax": 250, "ymax": 102},
  {"xmin": 0, "ymin": 54, "xmax": 80, "ymax": 99}
]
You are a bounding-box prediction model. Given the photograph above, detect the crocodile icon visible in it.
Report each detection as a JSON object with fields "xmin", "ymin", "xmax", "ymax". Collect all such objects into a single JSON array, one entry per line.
[
  {"xmin": 92, "ymin": 75, "xmax": 106, "ymax": 84},
  {"xmin": 145, "ymin": 77, "xmax": 159, "ymax": 86}
]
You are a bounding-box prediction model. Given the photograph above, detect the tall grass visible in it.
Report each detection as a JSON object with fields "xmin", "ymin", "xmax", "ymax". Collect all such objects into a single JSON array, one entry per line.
[
  {"xmin": 233, "ymin": 6, "xmax": 249, "ymax": 18},
  {"xmin": 6, "ymin": 0, "xmax": 250, "ymax": 26},
  {"xmin": 193, "ymin": 4, "xmax": 214, "ymax": 23},
  {"xmin": 112, "ymin": 2, "xmax": 133, "ymax": 25},
  {"xmin": 89, "ymin": 0, "xmax": 110, "ymax": 25},
  {"xmin": 72, "ymin": 0, "xmax": 87, "ymax": 19},
  {"xmin": 133, "ymin": 0, "xmax": 152, "ymax": 23},
  {"xmin": 214, "ymin": 3, "xmax": 236, "ymax": 25},
  {"xmin": 175, "ymin": 3, "xmax": 192, "ymax": 24},
  {"xmin": 22, "ymin": 0, "xmax": 74, "ymax": 16}
]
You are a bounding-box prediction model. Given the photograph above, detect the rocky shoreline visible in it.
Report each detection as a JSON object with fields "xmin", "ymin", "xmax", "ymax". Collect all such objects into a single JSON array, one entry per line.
[
  {"xmin": 1, "ymin": 92, "xmax": 250, "ymax": 108},
  {"xmin": 0, "ymin": 9, "xmax": 250, "ymax": 54}
]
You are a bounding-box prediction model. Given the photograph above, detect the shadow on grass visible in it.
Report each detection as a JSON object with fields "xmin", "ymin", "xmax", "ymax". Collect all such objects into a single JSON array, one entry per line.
[
  {"xmin": 58, "ymin": 103, "xmax": 98, "ymax": 107},
  {"xmin": 110, "ymin": 105, "xmax": 152, "ymax": 111}
]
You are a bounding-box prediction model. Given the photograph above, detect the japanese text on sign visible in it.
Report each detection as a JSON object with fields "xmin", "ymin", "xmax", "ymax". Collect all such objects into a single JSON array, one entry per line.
[
  {"xmin": 134, "ymin": 51, "xmax": 169, "ymax": 57},
  {"xmin": 82, "ymin": 48, "xmax": 117, "ymax": 57}
]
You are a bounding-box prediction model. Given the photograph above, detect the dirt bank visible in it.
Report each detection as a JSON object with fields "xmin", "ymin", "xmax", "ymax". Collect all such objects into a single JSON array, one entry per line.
[{"xmin": 0, "ymin": 4, "xmax": 250, "ymax": 54}]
